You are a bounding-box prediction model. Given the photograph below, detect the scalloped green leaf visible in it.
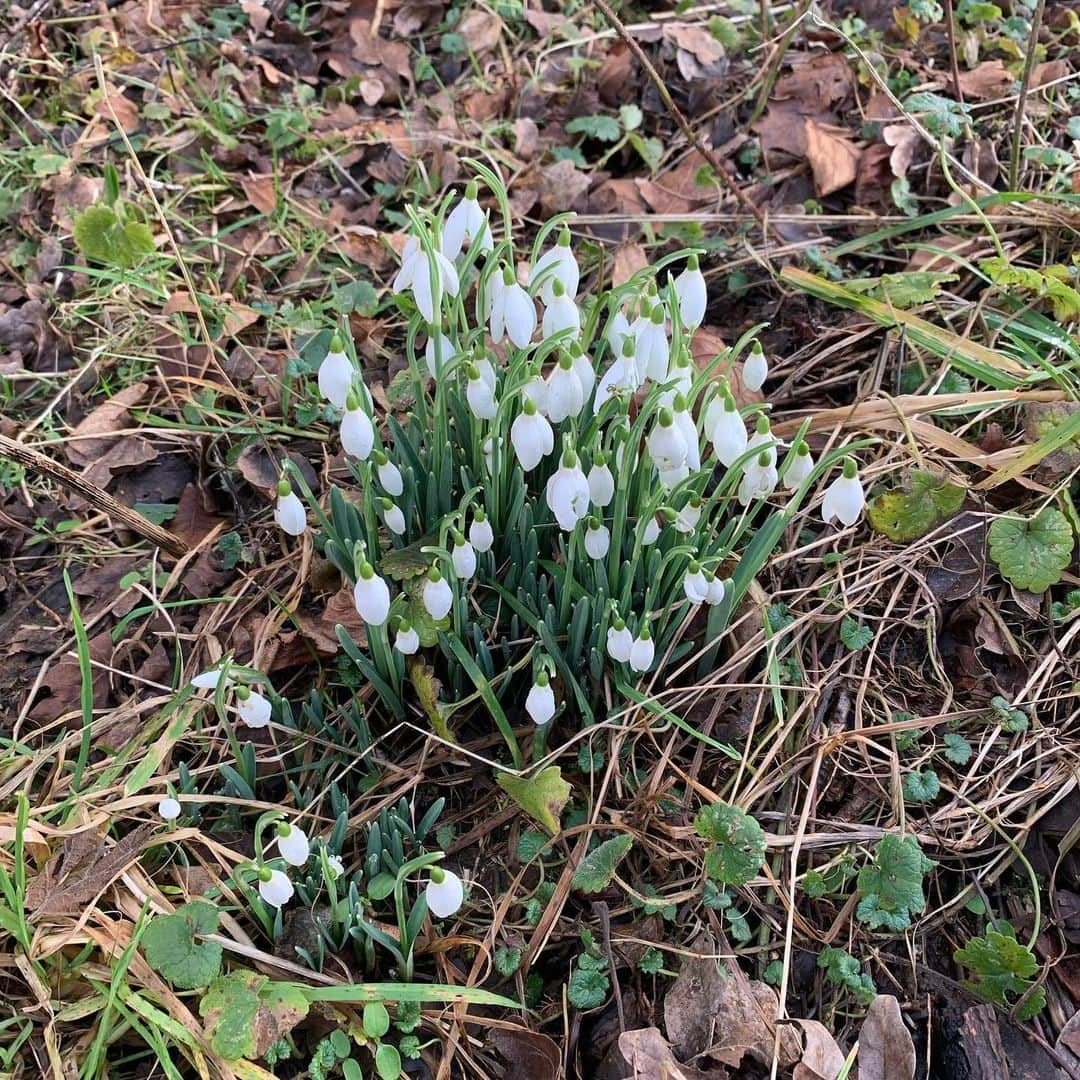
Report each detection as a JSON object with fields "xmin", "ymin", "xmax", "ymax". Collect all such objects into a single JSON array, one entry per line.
[
  {"xmin": 199, "ymin": 972, "xmax": 309, "ymax": 1060},
  {"xmin": 571, "ymin": 835, "xmax": 634, "ymax": 894},
  {"xmin": 496, "ymin": 766, "xmax": 570, "ymax": 836},
  {"xmin": 694, "ymin": 801, "xmax": 767, "ymax": 886},
  {"xmin": 856, "ymin": 833, "xmax": 935, "ymax": 932},
  {"xmin": 142, "ymin": 901, "xmax": 222, "ymax": 990},
  {"xmin": 988, "ymin": 507, "xmax": 1074, "ymax": 593},
  {"xmin": 954, "ymin": 928, "xmax": 1046, "ymax": 1020},
  {"xmin": 73, "ymin": 204, "xmax": 155, "ymax": 267},
  {"xmin": 867, "ymin": 469, "xmax": 966, "ymax": 542}
]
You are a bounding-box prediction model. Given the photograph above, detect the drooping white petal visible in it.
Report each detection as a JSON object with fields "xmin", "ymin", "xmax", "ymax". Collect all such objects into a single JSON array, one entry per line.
[
  {"xmin": 425, "ymin": 332, "xmax": 454, "ymax": 378},
  {"xmin": 737, "ymin": 461, "xmax": 779, "ymax": 505},
  {"xmin": 743, "ymin": 347, "xmax": 768, "ymax": 392},
  {"xmin": 424, "ymin": 575, "xmax": 454, "ymax": 620},
  {"xmin": 238, "ymin": 691, "xmax": 272, "ymax": 728},
  {"xmin": 821, "ymin": 473, "xmax": 864, "ymax": 526},
  {"xmin": 588, "ymin": 463, "xmax": 615, "ymax": 507},
  {"xmin": 469, "ymin": 517, "xmax": 494, "ymax": 553},
  {"xmin": 394, "ymin": 625, "xmax": 420, "ymax": 655},
  {"xmin": 784, "ymin": 447, "xmax": 814, "ymax": 487},
  {"xmin": 571, "ymin": 349, "xmax": 595, "ymax": 402},
  {"xmin": 531, "ymin": 243, "xmax": 579, "ymax": 304},
  {"xmin": 157, "ymin": 797, "xmax": 182, "ymax": 821},
  {"xmin": 673, "ymin": 407, "xmax": 700, "ymax": 472},
  {"xmin": 584, "ymin": 522, "xmax": 610, "ymax": 559},
  {"xmin": 441, "ymin": 195, "xmax": 488, "ymax": 260},
  {"xmin": 522, "ymin": 373, "xmax": 548, "ymax": 416},
  {"xmin": 501, "ymin": 283, "xmax": 537, "ymax": 349},
  {"xmin": 510, "ymin": 410, "xmax": 555, "ymax": 471},
  {"xmin": 593, "ymin": 356, "xmax": 637, "ymax": 414},
  {"xmin": 425, "ymin": 870, "xmax": 464, "ymax": 918},
  {"xmin": 525, "ymin": 680, "xmax": 556, "ymax": 725},
  {"xmin": 674, "ymin": 264, "xmax": 707, "ymax": 329},
  {"xmin": 606, "ymin": 624, "xmax": 633, "ymax": 663},
  {"xmin": 383, "ymin": 503, "xmax": 406, "ymax": 535},
  {"xmin": 275, "ymin": 491, "xmax": 307, "ymax": 536},
  {"xmin": 634, "ymin": 314, "xmax": 669, "ymax": 383},
  {"xmin": 341, "ymin": 407, "xmax": 375, "ymax": 460},
  {"xmin": 545, "ymin": 464, "xmax": 591, "ymax": 531},
  {"xmin": 259, "ymin": 869, "xmax": 294, "ymax": 908},
  {"xmin": 545, "ymin": 363, "xmax": 583, "ymax": 424},
  {"xmin": 452, "ymin": 539, "xmax": 477, "ymax": 579},
  {"xmin": 191, "ymin": 668, "xmax": 231, "ymax": 691},
  {"xmin": 684, "ymin": 568, "xmax": 709, "ymax": 604},
  {"xmin": 277, "ymin": 824, "xmax": 311, "ymax": 867},
  {"xmin": 675, "ymin": 500, "xmax": 702, "ymax": 534},
  {"xmin": 707, "ymin": 399, "xmax": 748, "ymax": 466},
  {"xmin": 354, "ymin": 574, "xmax": 391, "ymax": 626},
  {"xmin": 377, "ymin": 459, "xmax": 404, "ymax": 496},
  {"xmin": 318, "ymin": 350, "xmax": 353, "ymax": 408},
  {"xmin": 466, "ymin": 374, "xmax": 498, "ymax": 420},
  {"xmin": 542, "ymin": 293, "xmax": 580, "ymax": 341},
  {"xmin": 706, "ymin": 574, "xmax": 729, "ymax": 606},
  {"xmin": 647, "ymin": 418, "xmax": 688, "ymax": 473},
  {"xmin": 392, "ymin": 236, "xmax": 420, "ymax": 293},
  {"xmin": 642, "ymin": 516, "xmax": 661, "ymax": 545},
  {"xmin": 629, "ymin": 634, "xmax": 655, "ymax": 673}
]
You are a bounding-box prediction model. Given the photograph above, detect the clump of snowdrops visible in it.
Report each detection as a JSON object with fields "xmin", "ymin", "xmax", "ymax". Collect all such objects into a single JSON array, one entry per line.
[{"xmin": 279, "ymin": 164, "xmax": 865, "ymax": 767}]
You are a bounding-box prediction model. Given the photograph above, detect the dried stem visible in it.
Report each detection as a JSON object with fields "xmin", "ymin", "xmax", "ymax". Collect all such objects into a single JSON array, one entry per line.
[{"xmin": 1009, "ymin": 0, "xmax": 1047, "ymax": 191}]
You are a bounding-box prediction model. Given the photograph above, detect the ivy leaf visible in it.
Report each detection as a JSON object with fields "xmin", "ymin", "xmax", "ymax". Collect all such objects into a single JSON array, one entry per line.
[
  {"xmin": 565, "ymin": 115, "xmax": 621, "ymax": 143},
  {"xmin": 840, "ymin": 617, "xmax": 874, "ymax": 651},
  {"xmin": 954, "ymin": 928, "xmax": 1046, "ymax": 1020},
  {"xmin": 199, "ymin": 972, "xmax": 309, "ymax": 1060},
  {"xmin": 856, "ymin": 834, "xmax": 935, "ymax": 932},
  {"xmin": 904, "ymin": 91, "xmax": 971, "ymax": 137},
  {"xmin": 494, "ymin": 946, "xmax": 522, "ymax": 977},
  {"xmin": 818, "ymin": 947, "xmax": 876, "ymax": 1005},
  {"xmin": 989, "ymin": 507, "xmax": 1074, "ymax": 593},
  {"xmin": 694, "ymin": 802, "xmax": 767, "ymax": 886},
  {"xmin": 142, "ymin": 901, "xmax": 222, "ymax": 989},
  {"xmin": 902, "ymin": 769, "xmax": 941, "ymax": 803},
  {"xmin": 496, "ymin": 766, "xmax": 570, "ymax": 836},
  {"xmin": 868, "ymin": 469, "xmax": 967, "ymax": 542},
  {"xmin": 567, "ymin": 967, "xmax": 609, "ymax": 1009},
  {"xmin": 942, "ymin": 733, "xmax": 973, "ymax": 765},
  {"xmin": 571, "ymin": 835, "xmax": 634, "ymax": 894},
  {"xmin": 73, "ymin": 204, "xmax": 155, "ymax": 267}
]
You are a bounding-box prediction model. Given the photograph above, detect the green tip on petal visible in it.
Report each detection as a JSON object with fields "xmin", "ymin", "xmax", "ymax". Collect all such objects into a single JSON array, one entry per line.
[
  {"xmin": 651, "ymin": 306, "xmax": 665, "ymax": 325},
  {"xmin": 594, "ymin": 451, "xmax": 607, "ymax": 466},
  {"xmin": 552, "ymin": 278, "xmax": 565, "ymax": 298},
  {"xmin": 561, "ymin": 445, "xmax": 578, "ymax": 468},
  {"xmin": 474, "ymin": 507, "xmax": 487, "ymax": 522},
  {"xmin": 345, "ymin": 393, "xmax": 360, "ymax": 412},
  {"xmin": 658, "ymin": 408, "xmax": 674, "ymax": 427},
  {"xmin": 568, "ymin": 340, "xmax": 583, "ymax": 358},
  {"xmin": 662, "ymin": 507, "xmax": 677, "ymax": 522},
  {"xmin": 258, "ymin": 866, "xmax": 273, "ymax": 882},
  {"xmin": 558, "ymin": 351, "xmax": 573, "ymax": 370},
  {"xmin": 276, "ymin": 821, "xmax": 290, "ymax": 837},
  {"xmin": 380, "ymin": 497, "xmax": 393, "ymax": 510},
  {"xmin": 329, "ymin": 333, "xmax": 343, "ymax": 352},
  {"xmin": 639, "ymin": 625, "xmax": 652, "ymax": 640},
  {"xmin": 757, "ymin": 450, "xmax": 771, "ymax": 467},
  {"xmin": 755, "ymin": 415, "xmax": 771, "ymax": 435},
  {"xmin": 557, "ymin": 227, "xmax": 571, "ymax": 247},
  {"xmin": 276, "ymin": 479, "xmax": 291, "ymax": 497},
  {"xmin": 428, "ymin": 566, "xmax": 442, "ymax": 583},
  {"xmin": 467, "ymin": 363, "xmax": 481, "ymax": 380},
  {"xmin": 751, "ymin": 340, "xmax": 764, "ymax": 356},
  {"xmin": 588, "ymin": 515, "xmax": 600, "ymax": 529},
  {"xmin": 502, "ymin": 266, "xmax": 515, "ymax": 285},
  {"xmin": 235, "ymin": 685, "xmax": 251, "ymax": 700},
  {"xmin": 612, "ymin": 616, "xmax": 625, "ymax": 631},
  {"xmin": 688, "ymin": 559, "xmax": 701, "ymax": 573},
  {"xmin": 358, "ymin": 560, "xmax": 374, "ymax": 579},
  {"xmin": 464, "ymin": 179, "xmax": 479, "ymax": 200},
  {"xmin": 621, "ymin": 335, "xmax": 635, "ymax": 357},
  {"xmin": 842, "ymin": 457, "xmax": 858, "ymax": 479},
  {"xmin": 689, "ymin": 494, "xmax": 702, "ymax": 507},
  {"xmin": 452, "ymin": 530, "xmax": 465, "ymax": 545},
  {"xmin": 673, "ymin": 392, "xmax": 687, "ymax": 411},
  {"xmin": 429, "ymin": 866, "xmax": 446, "ymax": 884},
  {"xmin": 535, "ymin": 670, "xmax": 549, "ymax": 687},
  {"xmin": 522, "ymin": 396, "xmax": 537, "ymax": 416},
  {"xmin": 398, "ymin": 619, "xmax": 412, "ymax": 632},
  {"xmin": 687, "ymin": 253, "xmax": 699, "ymax": 271},
  {"xmin": 796, "ymin": 441, "xmax": 810, "ymax": 457}
]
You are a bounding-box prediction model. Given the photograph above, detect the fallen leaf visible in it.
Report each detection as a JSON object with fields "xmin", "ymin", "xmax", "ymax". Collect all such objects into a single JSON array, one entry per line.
[
  {"xmin": 539, "ymin": 159, "xmax": 591, "ymax": 216},
  {"xmin": 512, "ymin": 117, "xmax": 540, "ymax": 160},
  {"xmin": 858, "ymin": 995, "xmax": 915, "ymax": 1080},
  {"xmin": 295, "ymin": 585, "xmax": 368, "ymax": 654},
  {"xmin": 171, "ymin": 484, "xmax": 224, "ymax": 548},
  {"xmin": 612, "ymin": 243, "xmax": 648, "ymax": 288},
  {"xmin": 667, "ymin": 24, "xmax": 725, "ymax": 66},
  {"xmin": 793, "ymin": 1019, "xmax": 846, "ymax": 1080},
  {"xmin": 664, "ymin": 933, "xmax": 726, "ymax": 1059},
  {"xmin": 489, "ymin": 1026, "xmax": 561, "ymax": 1076},
  {"xmin": 95, "ymin": 92, "xmax": 140, "ymax": 132},
  {"xmin": 617, "ymin": 1027, "xmax": 729, "ymax": 1080},
  {"xmin": 235, "ymin": 444, "xmax": 318, "ymax": 495},
  {"xmin": 65, "ymin": 382, "xmax": 149, "ymax": 466},
  {"xmin": 598, "ymin": 42, "xmax": 633, "ymax": 106},
  {"xmin": 496, "ymin": 766, "xmax": 570, "ymax": 836},
  {"xmin": 883, "ymin": 124, "xmax": 920, "ymax": 179},
  {"xmin": 956, "ymin": 60, "xmax": 1014, "ymax": 100},
  {"xmin": 459, "ymin": 9, "xmax": 503, "ymax": 55},
  {"xmin": 804, "ymin": 119, "xmax": 861, "ymax": 196},
  {"xmin": 240, "ymin": 172, "xmax": 277, "ymax": 214},
  {"xmin": 1032, "ymin": 60, "xmax": 1069, "ymax": 89}
]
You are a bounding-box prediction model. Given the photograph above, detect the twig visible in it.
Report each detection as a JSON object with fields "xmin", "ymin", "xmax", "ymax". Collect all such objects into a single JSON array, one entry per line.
[
  {"xmin": 944, "ymin": 0, "xmax": 963, "ymax": 105},
  {"xmin": 1009, "ymin": 0, "xmax": 1047, "ymax": 191},
  {"xmin": 0, "ymin": 434, "xmax": 189, "ymax": 558},
  {"xmin": 591, "ymin": 0, "xmax": 777, "ymax": 244}
]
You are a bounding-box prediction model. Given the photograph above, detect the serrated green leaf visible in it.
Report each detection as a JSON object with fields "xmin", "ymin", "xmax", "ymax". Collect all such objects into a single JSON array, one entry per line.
[
  {"xmin": 565, "ymin": 114, "xmax": 621, "ymax": 142},
  {"xmin": 496, "ymin": 766, "xmax": 570, "ymax": 836},
  {"xmin": 818, "ymin": 947, "xmax": 876, "ymax": 1004},
  {"xmin": 494, "ymin": 946, "xmax": 522, "ymax": 977},
  {"xmin": 840, "ymin": 616, "xmax": 874, "ymax": 651},
  {"xmin": 942, "ymin": 733, "xmax": 972, "ymax": 765},
  {"xmin": 571, "ymin": 835, "xmax": 633, "ymax": 894},
  {"xmin": 73, "ymin": 204, "xmax": 155, "ymax": 266},
  {"xmin": 516, "ymin": 829, "xmax": 548, "ymax": 863},
  {"xmin": 982, "ymin": 257, "xmax": 1080, "ymax": 322},
  {"xmin": 902, "ymin": 768, "xmax": 941, "ymax": 803},
  {"xmin": 856, "ymin": 834, "xmax": 935, "ymax": 932},
  {"xmin": 868, "ymin": 469, "xmax": 967, "ymax": 542},
  {"xmin": 954, "ymin": 929, "xmax": 1046, "ymax": 1019},
  {"xmin": 567, "ymin": 967, "xmax": 609, "ymax": 1009},
  {"xmin": 142, "ymin": 901, "xmax": 222, "ymax": 990},
  {"xmin": 694, "ymin": 802, "xmax": 766, "ymax": 886},
  {"xmin": 199, "ymin": 972, "xmax": 309, "ymax": 1060},
  {"xmin": 618, "ymin": 104, "xmax": 643, "ymax": 132},
  {"xmin": 989, "ymin": 507, "xmax": 1073, "ymax": 593},
  {"xmin": 638, "ymin": 947, "xmax": 664, "ymax": 974}
]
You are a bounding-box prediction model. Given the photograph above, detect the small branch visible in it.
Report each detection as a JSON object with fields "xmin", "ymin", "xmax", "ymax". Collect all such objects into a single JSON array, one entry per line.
[
  {"xmin": 1009, "ymin": 0, "xmax": 1047, "ymax": 191},
  {"xmin": 592, "ymin": 0, "xmax": 776, "ymax": 245},
  {"xmin": 944, "ymin": 0, "xmax": 963, "ymax": 105},
  {"xmin": 0, "ymin": 434, "xmax": 189, "ymax": 558}
]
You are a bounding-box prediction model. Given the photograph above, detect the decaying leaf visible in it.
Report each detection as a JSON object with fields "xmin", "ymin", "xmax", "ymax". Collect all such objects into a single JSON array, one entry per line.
[
  {"xmin": 803, "ymin": 119, "xmax": 861, "ymax": 197},
  {"xmin": 858, "ymin": 995, "xmax": 915, "ymax": 1080},
  {"xmin": 793, "ymin": 1019, "xmax": 846, "ymax": 1080},
  {"xmin": 616, "ymin": 1026, "xmax": 729, "ymax": 1079},
  {"xmin": 867, "ymin": 469, "xmax": 966, "ymax": 542},
  {"xmin": 65, "ymin": 382, "xmax": 149, "ymax": 466},
  {"xmin": 496, "ymin": 766, "xmax": 570, "ymax": 835},
  {"xmin": 489, "ymin": 1026, "xmax": 562, "ymax": 1076}
]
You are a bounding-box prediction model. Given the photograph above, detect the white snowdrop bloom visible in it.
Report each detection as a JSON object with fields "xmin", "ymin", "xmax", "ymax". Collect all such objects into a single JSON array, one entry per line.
[
  {"xmin": 569, "ymin": 343, "xmax": 595, "ymax": 403},
  {"xmin": 412, "ymin": 248, "xmax": 460, "ymax": 323},
  {"xmin": 706, "ymin": 573, "xmax": 730, "ymax": 606},
  {"xmin": 441, "ymin": 182, "xmax": 493, "ymax": 260},
  {"xmin": 593, "ymin": 345, "xmax": 638, "ymax": 414},
  {"xmin": 671, "ymin": 395, "xmax": 701, "ymax": 472},
  {"xmin": 607, "ymin": 311, "xmax": 633, "ymax": 355},
  {"xmin": 738, "ymin": 451, "xmax": 780, "ymax": 506},
  {"xmin": 606, "ymin": 619, "xmax": 633, "ymax": 663},
  {"xmin": 423, "ymin": 568, "xmax": 454, "ymax": 620},
  {"xmin": 629, "ymin": 629, "xmax": 655, "ymax": 673},
  {"xmin": 375, "ymin": 453, "xmax": 404, "ymax": 497},
  {"xmin": 259, "ymin": 868, "xmax": 294, "ymax": 908},
  {"xmin": 274, "ymin": 483, "xmax": 307, "ymax": 537},
  {"xmin": 191, "ymin": 667, "xmax": 231, "ymax": 691},
  {"xmin": 676, "ymin": 496, "xmax": 702, "ymax": 534},
  {"xmin": 584, "ymin": 518, "xmax": 610, "ymax": 560},
  {"xmin": 318, "ymin": 340, "xmax": 353, "ymax": 408},
  {"xmin": 747, "ymin": 416, "xmax": 777, "ymax": 469},
  {"xmin": 424, "ymin": 330, "xmax": 454, "ymax": 379},
  {"xmin": 425, "ymin": 868, "xmax": 464, "ymax": 918},
  {"xmin": 545, "ymin": 448, "xmax": 590, "ymax": 532},
  {"xmin": 684, "ymin": 562, "xmax": 709, "ymax": 604},
  {"xmin": 588, "ymin": 456, "xmax": 615, "ymax": 508},
  {"xmin": 674, "ymin": 254, "xmax": 707, "ymax": 329},
  {"xmin": 237, "ymin": 689, "xmax": 272, "ymax": 729},
  {"xmin": 341, "ymin": 403, "xmax": 375, "ymax": 460},
  {"xmin": 707, "ymin": 393, "xmax": 748, "ymax": 466},
  {"xmin": 743, "ymin": 341, "xmax": 768, "ymax": 392},
  {"xmin": 353, "ymin": 562, "xmax": 391, "ymax": 626},
  {"xmin": 647, "ymin": 409, "xmax": 689, "ymax": 472},
  {"xmin": 157, "ymin": 797, "xmax": 182, "ymax": 821},
  {"xmin": 510, "ymin": 398, "xmax": 554, "ymax": 471},
  {"xmin": 451, "ymin": 533, "xmax": 477, "ymax": 579},
  {"xmin": 381, "ymin": 498, "xmax": 406, "ymax": 536},
  {"xmin": 522, "ymin": 370, "xmax": 549, "ymax": 416},
  {"xmin": 326, "ymin": 854, "xmax": 345, "ymax": 880},
  {"xmin": 531, "ymin": 228, "xmax": 579, "ymax": 304},
  {"xmin": 469, "ymin": 511, "xmax": 494, "ymax": 553},
  {"xmin": 481, "ymin": 436, "xmax": 499, "ymax": 472},
  {"xmin": 276, "ymin": 822, "xmax": 310, "ymax": 867},
  {"xmin": 658, "ymin": 462, "xmax": 691, "ymax": 491},
  {"xmin": 466, "ymin": 364, "xmax": 498, "ymax": 420},
  {"xmin": 545, "ymin": 352, "xmax": 584, "ymax": 423},
  {"xmin": 392, "ymin": 235, "xmax": 421, "ymax": 293},
  {"xmin": 525, "ymin": 670, "xmax": 556, "ymax": 726},
  {"xmin": 490, "ymin": 268, "xmax": 536, "ymax": 349},
  {"xmin": 662, "ymin": 352, "xmax": 694, "ymax": 402},
  {"xmin": 394, "ymin": 621, "xmax": 420, "ymax": 655},
  {"xmin": 642, "ymin": 515, "xmax": 661, "ymax": 545},
  {"xmin": 822, "ymin": 460, "xmax": 865, "ymax": 527},
  {"xmin": 635, "ymin": 305, "xmax": 670, "ymax": 382},
  {"xmin": 784, "ymin": 442, "xmax": 814, "ymax": 487},
  {"xmin": 542, "ymin": 278, "xmax": 580, "ymax": 342},
  {"xmin": 475, "ymin": 353, "xmax": 497, "ymax": 391}
]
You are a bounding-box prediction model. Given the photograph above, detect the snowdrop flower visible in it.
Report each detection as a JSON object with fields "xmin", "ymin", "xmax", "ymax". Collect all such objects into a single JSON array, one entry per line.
[
  {"xmin": 318, "ymin": 335, "xmax": 353, "ymax": 408},
  {"xmin": 372, "ymin": 451, "xmax": 403, "ymax": 496},
  {"xmin": 482, "ymin": 435, "xmax": 499, "ymax": 472},
  {"xmin": 411, "ymin": 245, "xmax": 460, "ymax": 323},
  {"xmin": 341, "ymin": 397, "xmax": 375, "ymax": 460},
  {"xmin": 510, "ymin": 397, "xmax": 554, "ymax": 471},
  {"xmin": 684, "ymin": 561, "xmax": 709, "ymax": 604},
  {"xmin": 822, "ymin": 458, "xmax": 865, "ymax": 527},
  {"xmin": 588, "ymin": 454, "xmax": 615, "ymax": 508},
  {"xmin": 594, "ymin": 334, "xmax": 640, "ymax": 413},
  {"xmin": 542, "ymin": 278, "xmax": 580, "ymax": 341},
  {"xmin": 157, "ymin": 797, "xmax": 182, "ymax": 821},
  {"xmin": 784, "ymin": 441, "xmax": 814, "ymax": 487},
  {"xmin": 392, "ymin": 235, "xmax": 421, "ymax": 294},
  {"xmin": 441, "ymin": 181, "xmax": 493, "ymax": 260},
  {"xmin": 526, "ymin": 669, "xmax": 556, "ymax": 726},
  {"xmin": 380, "ymin": 497, "xmax": 406, "ymax": 536},
  {"xmin": 676, "ymin": 494, "xmax": 702, "ymax": 534},
  {"xmin": 191, "ymin": 666, "xmax": 232, "ymax": 691},
  {"xmin": 647, "ymin": 408, "xmax": 689, "ymax": 473},
  {"xmin": 569, "ymin": 341, "xmax": 595, "ymax": 403},
  {"xmin": 738, "ymin": 450, "xmax": 779, "ymax": 506},
  {"xmin": 674, "ymin": 253, "xmax": 707, "ymax": 329},
  {"xmin": 522, "ymin": 368, "xmax": 548, "ymax": 416},
  {"xmin": 663, "ymin": 350, "xmax": 694, "ymax": 401},
  {"xmin": 707, "ymin": 391, "xmax": 748, "ymax": 466},
  {"xmin": 490, "ymin": 266, "xmax": 536, "ymax": 349},
  {"xmin": 706, "ymin": 573, "xmax": 730, "ymax": 606},
  {"xmin": 545, "ymin": 447, "xmax": 590, "ymax": 531},
  {"xmin": 451, "ymin": 532, "xmax": 477, "ymax": 579},
  {"xmin": 425, "ymin": 867, "xmax": 464, "ymax": 918},
  {"xmin": 747, "ymin": 415, "xmax": 777, "ymax": 469},
  {"xmin": 584, "ymin": 517, "xmax": 610, "ymax": 560},
  {"xmin": 423, "ymin": 567, "xmax": 453, "ymax": 620},
  {"xmin": 258, "ymin": 868, "xmax": 294, "ymax": 908},
  {"xmin": 629, "ymin": 627, "xmax": 655, "ymax": 673},
  {"xmin": 469, "ymin": 509, "xmax": 494, "ymax": 553},
  {"xmin": 276, "ymin": 821, "xmax": 310, "ymax": 867},
  {"xmin": 531, "ymin": 227, "xmax": 579, "ymax": 304},
  {"xmin": 394, "ymin": 620, "xmax": 420, "ymax": 655},
  {"xmin": 424, "ymin": 328, "xmax": 454, "ymax": 379},
  {"xmin": 353, "ymin": 557, "xmax": 391, "ymax": 626},
  {"xmin": 326, "ymin": 854, "xmax": 345, "ymax": 880},
  {"xmin": 743, "ymin": 341, "xmax": 768, "ymax": 392},
  {"xmin": 236, "ymin": 686, "xmax": 272, "ymax": 728},
  {"xmin": 671, "ymin": 393, "xmax": 701, "ymax": 472},
  {"xmin": 274, "ymin": 480, "xmax": 306, "ymax": 537},
  {"xmin": 466, "ymin": 363, "xmax": 498, "ymax": 420},
  {"xmin": 606, "ymin": 617, "xmax": 633, "ymax": 663},
  {"xmin": 635, "ymin": 304, "xmax": 670, "ymax": 382},
  {"xmin": 607, "ymin": 311, "xmax": 633, "ymax": 353},
  {"xmin": 545, "ymin": 351, "xmax": 584, "ymax": 423},
  {"xmin": 641, "ymin": 515, "xmax": 661, "ymax": 545}
]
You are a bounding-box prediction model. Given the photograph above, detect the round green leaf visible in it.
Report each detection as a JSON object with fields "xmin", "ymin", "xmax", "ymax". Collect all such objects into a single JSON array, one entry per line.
[
  {"xmin": 989, "ymin": 507, "xmax": 1074, "ymax": 593},
  {"xmin": 694, "ymin": 802, "xmax": 766, "ymax": 886},
  {"xmin": 363, "ymin": 1001, "xmax": 391, "ymax": 1039},
  {"xmin": 375, "ymin": 1042, "xmax": 402, "ymax": 1079}
]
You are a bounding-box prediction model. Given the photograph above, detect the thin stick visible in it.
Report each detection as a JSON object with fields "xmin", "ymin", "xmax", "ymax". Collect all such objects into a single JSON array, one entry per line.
[
  {"xmin": 0, "ymin": 434, "xmax": 189, "ymax": 558},
  {"xmin": 944, "ymin": 0, "xmax": 963, "ymax": 105},
  {"xmin": 592, "ymin": 0, "xmax": 776, "ymax": 243},
  {"xmin": 1009, "ymin": 0, "xmax": 1047, "ymax": 191}
]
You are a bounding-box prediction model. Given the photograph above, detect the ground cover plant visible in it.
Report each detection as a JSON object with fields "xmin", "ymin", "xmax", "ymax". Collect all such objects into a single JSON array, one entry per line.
[{"xmin": 0, "ymin": 1, "xmax": 1078, "ymax": 1078}]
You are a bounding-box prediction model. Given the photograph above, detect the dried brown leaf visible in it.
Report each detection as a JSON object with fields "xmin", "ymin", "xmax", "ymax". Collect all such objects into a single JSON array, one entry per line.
[
  {"xmin": 612, "ymin": 243, "xmax": 648, "ymax": 288},
  {"xmin": 858, "ymin": 995, "xmax": 915, "ymax": 1080},
  {"xmin": 66, "ymin": 382, "xmax": 149, "ymax": 465},
  {"xmin": 459, "ymin": 9, "xmax": 503, "ymax": 55},
  {"xmin": 793, "ymin": 1019, "xmax": 846, "ymax": 1080},
  {"xmin": 956, "ymin": 60, "xmax": 1014, "ymax": 100},
  {"xmin": 240, "ymin": 172, "xmax": 277, "ymax": 214},
  {"xmin": 804, "ymin": 119, "xmax": 861, "ymax": 196}
]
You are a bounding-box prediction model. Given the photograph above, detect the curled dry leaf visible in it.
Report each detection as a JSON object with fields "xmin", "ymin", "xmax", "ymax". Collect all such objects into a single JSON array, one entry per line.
[
  {"xmin": 616, "ymin": 1026, "xmax": 729, "ymax": 1080},
  {"xmin": 793, "ymin": 1019, "xmax": 846, "ymax": 1080},
  {"xmin": 65, "ymin": 381, "xmax": 149, "ymax": 466},
  {"xmin": 858, "ymin": 995, "xmax": 916, "ymax": 1080},
  {"xmin": 803, "ymin": 119, "xmax": 861, "ymax": 197}
]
